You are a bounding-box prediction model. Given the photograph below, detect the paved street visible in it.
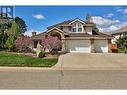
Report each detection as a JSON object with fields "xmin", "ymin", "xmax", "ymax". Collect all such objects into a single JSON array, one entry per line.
[{"xmin": 1, "ymin": 70, "xmax": 127, "ymax": 89}]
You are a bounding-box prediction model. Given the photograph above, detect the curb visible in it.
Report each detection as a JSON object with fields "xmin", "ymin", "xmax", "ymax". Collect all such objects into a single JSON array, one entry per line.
[
  {"xmin": 0, "ymin": 67, "xmax": 127, "ymax": 72},
  {"xmin": 0, "ymin": 67, "xmax": 58, "ymax": 72}
]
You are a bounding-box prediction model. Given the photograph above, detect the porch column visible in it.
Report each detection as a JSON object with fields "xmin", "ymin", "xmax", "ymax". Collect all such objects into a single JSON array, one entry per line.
[
  {"xmin": 61, "ymin": 39, "xmax": 66, "ymax": 52},
  {"xmin": 108, "ymin": 39, "xmax": 112, "ymax": 53},
  {"xmin": 90, "ymin": 39, "xmax": 95, "ymax": 53}
]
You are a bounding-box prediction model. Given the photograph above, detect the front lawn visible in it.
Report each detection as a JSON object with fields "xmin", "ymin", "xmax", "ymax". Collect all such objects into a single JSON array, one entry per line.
[{"xmin": 0, "ymin": 53, "xmax": 58, "ymax": 67}]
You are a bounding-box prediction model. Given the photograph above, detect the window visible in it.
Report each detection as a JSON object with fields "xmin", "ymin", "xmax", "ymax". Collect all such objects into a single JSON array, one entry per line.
[
  {"xmin": 72, "ymin": 24, "xmax": 76, "ymax": 32},
  {"xmin": 60, "ymin": 27, "xmax": 63, "ymax": 30},
  {"xmin": 78, "ymin": 23, "xmax": 82, "ymax": 32},
  {"xmin": 72, "ymin": 23, "xmax": 83, "ymax": 32},
  {"xmin": 69, "ymin": 26, "xmax": 71, "ymax": 31}
]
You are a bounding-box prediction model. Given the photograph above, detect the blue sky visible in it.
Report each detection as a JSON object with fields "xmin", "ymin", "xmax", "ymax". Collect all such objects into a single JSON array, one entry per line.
[{"xmin": 15, "ymin": 6, "xmax": 127, "ymax": 36}]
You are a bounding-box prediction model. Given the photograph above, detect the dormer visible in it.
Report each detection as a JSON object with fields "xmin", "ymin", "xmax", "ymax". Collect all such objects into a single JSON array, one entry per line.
[{"xmin": 69, "ymin": 18, "xmax": 85, "ymax": 33}]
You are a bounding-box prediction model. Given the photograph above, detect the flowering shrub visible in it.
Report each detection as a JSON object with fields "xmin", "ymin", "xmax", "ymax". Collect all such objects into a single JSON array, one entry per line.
[
  {"xmin": 15, "ymin": 35, "xmax": 33, "ymax": 53},
  {"xmin": 41, "ymin": 36, "xmax": 62, "ymax": 55}
]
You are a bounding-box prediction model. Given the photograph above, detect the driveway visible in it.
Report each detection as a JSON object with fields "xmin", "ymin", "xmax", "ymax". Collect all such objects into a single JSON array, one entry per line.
[{"xmin": 54, "ymin": 53, "xmax": 127, "ymax": 69}]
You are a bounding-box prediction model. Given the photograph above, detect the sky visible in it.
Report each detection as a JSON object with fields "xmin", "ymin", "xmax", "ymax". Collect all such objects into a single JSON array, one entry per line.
[{"xmin": 15, "ymin": 6, "xmax": 127, "ymax": 36}]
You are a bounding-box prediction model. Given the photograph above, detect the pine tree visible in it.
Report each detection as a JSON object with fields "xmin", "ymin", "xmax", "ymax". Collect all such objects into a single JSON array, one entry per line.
[{"xmin": 5, "ymin": 21, "xmax": 22, "ymax": 51}]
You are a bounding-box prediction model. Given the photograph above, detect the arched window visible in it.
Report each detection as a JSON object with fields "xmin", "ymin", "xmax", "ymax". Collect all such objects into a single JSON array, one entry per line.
[{"xmin": 72, "ymin": 22, "xmax": 83, "ymax": 32}]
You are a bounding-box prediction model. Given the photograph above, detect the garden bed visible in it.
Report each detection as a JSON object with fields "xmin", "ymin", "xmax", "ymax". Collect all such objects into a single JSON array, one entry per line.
[{"xmin": 0, "ymin": 53, "xmax": 58, "ymax": 67}]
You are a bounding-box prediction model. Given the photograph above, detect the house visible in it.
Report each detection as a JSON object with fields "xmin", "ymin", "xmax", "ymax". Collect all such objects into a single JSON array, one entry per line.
[
  {"xmin": 110, "ymin": 25, "xmax": 127, "ymax": 44},
  {"xmin": 32, "ymin": 15, "xmax": 113, "ymax": 53}
]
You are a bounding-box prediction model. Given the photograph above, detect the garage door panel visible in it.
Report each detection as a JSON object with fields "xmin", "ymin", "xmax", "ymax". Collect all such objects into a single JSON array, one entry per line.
[
  {"xmin": 95, "ymin": 40, "xmax": 108, "ymax": 53},
  {"xmin": 66, "ymin": 40, "xmax": 91, "ymax": 53}
]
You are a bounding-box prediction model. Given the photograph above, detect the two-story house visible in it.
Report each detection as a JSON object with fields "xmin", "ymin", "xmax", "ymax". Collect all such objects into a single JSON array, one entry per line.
[{"xmin": 32, "ymin": 15, "xmax": 113, "ymax": 53}]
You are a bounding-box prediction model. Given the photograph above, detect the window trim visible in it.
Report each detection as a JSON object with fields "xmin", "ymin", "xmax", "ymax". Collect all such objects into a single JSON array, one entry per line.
[{"xmin": 72, "ymin": 22, "xmax": 83, "ymax": 33}]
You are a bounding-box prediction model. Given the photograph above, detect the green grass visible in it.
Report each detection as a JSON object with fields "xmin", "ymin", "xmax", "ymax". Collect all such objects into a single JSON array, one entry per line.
[
  {"xmin": 0, "ymin": 48, "xmax": 8, "ymax": 51},
  {"xmin": 0, "ymin": 53, "xmax": 58, "ymax": 67}
]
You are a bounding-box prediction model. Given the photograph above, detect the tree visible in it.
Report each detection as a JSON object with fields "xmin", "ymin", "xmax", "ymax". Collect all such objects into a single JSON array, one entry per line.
[
  {"xmin": 14, "ymin": 17, "xmax": 27, "ymax": 33},
  {"xmin": 41, "ymin": 36, "xmax": 62, "ymax": 54},
  {"xmin": 115, "ymin": 35, "xmax": 127, "ymax": 53},
  {"xmin": 0, "ymin": 30, "xmax": 7, "ymax": 48},
  {"xmin": 5, "ymin": 35, "xmax": 15, "ymax": 51},
  {"xmin": 15, "ymin": 35, "xmax": 33, "ymax": 52},
  {"xmin": 0, "ymin": 12, "xmax": 13, "ymax": 49},
  {"xmin": 0, "ymin": 14, "xmax": 27, "ymax": 49},
  {"xmin": 0, "ymin": 13, "xmax": 13, "ymax": 30},
  {"xmin": 5, "ymin": 21, "xmax": 22, "ymax": 51}
]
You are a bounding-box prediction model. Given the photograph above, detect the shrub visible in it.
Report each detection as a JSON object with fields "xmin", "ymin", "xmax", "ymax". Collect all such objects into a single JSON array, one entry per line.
[
  {"xmin": 41, "ymin": 36, "xmax": 62, "ymax": 55},
  {"xmin": 38, "ymin": 50, "xmax": 45, "ymax": 58},
  {"xmin": 18, "ymin": 45, "xmax": 32, "ymax": 53},
  {"xmin": 15, "ymin": 35, "xmax": 33, "ymax": 53},
  {"xmin": 115, "ymin": 35, "xmax": 127, "ymax": 53}
]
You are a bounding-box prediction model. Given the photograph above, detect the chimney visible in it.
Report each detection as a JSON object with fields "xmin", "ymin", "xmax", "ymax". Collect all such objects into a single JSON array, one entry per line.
[
  {"xmin": 32, "ymin": 32, "xmax": 36, "ymax": 37},
  {"xmin": 86, "ymin": 13, "xmax": 93, "ymax": 23}
]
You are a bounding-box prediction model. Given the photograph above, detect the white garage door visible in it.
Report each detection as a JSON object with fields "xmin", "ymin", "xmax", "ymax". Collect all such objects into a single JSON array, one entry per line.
[
  {"xmin": 94, "ymin": 40, "xmax": 108, "ymax": 53},
  {"xmin": 66, "ymin": 40, "xmax": 91, "ymax": 53}
]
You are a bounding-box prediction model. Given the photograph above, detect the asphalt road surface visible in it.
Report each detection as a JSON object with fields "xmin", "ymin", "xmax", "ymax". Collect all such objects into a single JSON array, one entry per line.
[{"xmin": 0, "ymin": 70, "xmax": 127, "ymax": 89}]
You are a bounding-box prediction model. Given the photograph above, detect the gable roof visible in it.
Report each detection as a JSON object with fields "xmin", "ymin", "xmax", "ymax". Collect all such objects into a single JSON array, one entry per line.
[
  {"xmin": 111, "ymin": 25, "xmax": 127, "ymax": 35},
  {"xmin": 69, "ymin": 18, "xmax": 86, "ymax": 24},
  {"xmin": 32, "ymin": 32, "xmax": 46, "ymax": 39},
  {"xmin": 47, "ymin": 18, "xmax": 86, "ymax": 29},
  {"xmin": 47, "ymin": 27, "xmax": 66, "ymax": 34}
]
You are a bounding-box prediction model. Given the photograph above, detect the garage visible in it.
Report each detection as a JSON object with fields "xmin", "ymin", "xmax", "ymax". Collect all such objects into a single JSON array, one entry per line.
[
  {"xmin": 66, "ymin": 40, "xmax": 91, "ymax": 53},
  {"xmin": 94, "ymin": 40, "xmax": 108, "ymax": 53}
]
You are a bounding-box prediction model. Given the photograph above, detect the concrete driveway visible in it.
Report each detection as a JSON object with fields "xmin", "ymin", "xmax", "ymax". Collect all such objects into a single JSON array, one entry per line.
[{"xmin": 54, "ymin": 53, "xmax": 127, "ymax": 69}]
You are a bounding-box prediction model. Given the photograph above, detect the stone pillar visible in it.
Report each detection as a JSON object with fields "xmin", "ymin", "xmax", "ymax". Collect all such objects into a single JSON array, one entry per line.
[
  {"xmin": 108, "ymin": 39, "xmax": 112, "ymax": 53},
  {"xmin": 61, "ymin": 39, "xmax": 66, "ymax": 52},
  {"xmin": 90, "ymin": 39, "xmax": 95, "ymax": 53}
]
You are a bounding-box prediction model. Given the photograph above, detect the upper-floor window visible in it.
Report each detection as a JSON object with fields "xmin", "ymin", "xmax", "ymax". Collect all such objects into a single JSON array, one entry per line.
[{"xmin": 72, "ymin": 23, "xmax": 83, "ymax": 32}]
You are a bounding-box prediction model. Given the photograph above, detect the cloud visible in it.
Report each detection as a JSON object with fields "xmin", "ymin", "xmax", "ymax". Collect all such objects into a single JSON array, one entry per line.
[
  {"xmin": 116, "ymin": 8, "xmax": 127, "ymax": 14},
  {"xmin": 106, "ymin": 13, "xmax": 114, "ymax": 18},
  {"xmin": 103, "ymin": 13, "xmax": 114, "ymax": 18},
  {"xmin": 98, "ymin": 25, "xmax": 119, "ymax": 32},
  {"xmin": 98, "ymin": 20, "xmax": 127, "ymax": 32},
  {"xmin": 92, "ymin": 16, "xmax": 120, "ymax": 28},
  {"xmin": 24, "ymin": 29, "xmax": 42, "ymax": 37},
  {"xmin": 116, "ymin": 8, "xmax": 123, "ymax": 12},
  {"xmin": 122, "ymin": 9, "xmax": 127, "ymax": 14},
  {"xmin": 91, "ymin": 16, "xmax": 127, "ymax": 32},
  {"xmin": 32, "ymin": 14, "xmax": 45, "ymax": 20}
]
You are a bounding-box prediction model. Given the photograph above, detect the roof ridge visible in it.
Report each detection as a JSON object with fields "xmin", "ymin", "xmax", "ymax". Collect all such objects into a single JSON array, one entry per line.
[{"xmin": 47, "ymin": 18, "xmax": 86, "ymax": 29}]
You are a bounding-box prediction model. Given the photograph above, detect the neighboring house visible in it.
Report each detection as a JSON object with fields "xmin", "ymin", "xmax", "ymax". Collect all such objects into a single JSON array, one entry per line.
[
  {"xmin": 110, "ymin": 25, "xmax": 127, "ymax": 44},
  {"xmin": 32, "ymin": 16, "xmax": 113, "ymax": 53}
]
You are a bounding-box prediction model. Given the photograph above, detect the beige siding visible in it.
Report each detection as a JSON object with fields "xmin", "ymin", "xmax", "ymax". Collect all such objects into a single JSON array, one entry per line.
[{"xmin": 63, "ymin": 26, "xmax": 69, "ymax": 32}]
